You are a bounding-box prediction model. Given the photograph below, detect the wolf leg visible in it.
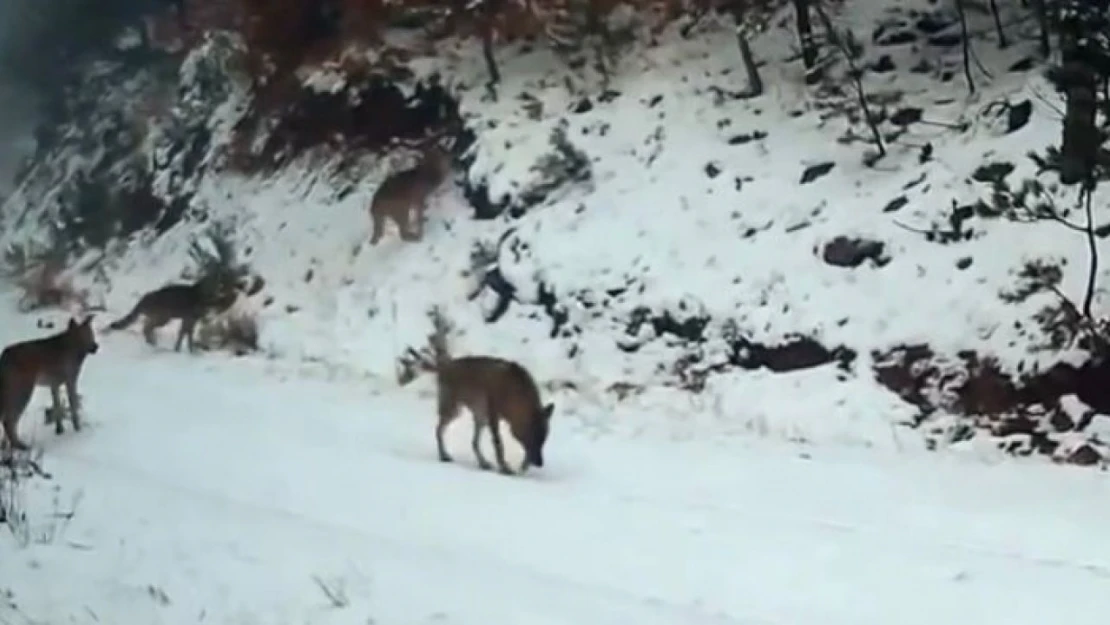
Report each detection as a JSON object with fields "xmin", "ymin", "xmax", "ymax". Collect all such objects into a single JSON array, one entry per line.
[
  {"xmin": 436, "ymin": 391, "xmax": 460, "ymax": 463},
  {"xmin": 64, "ymin": 380, "xmax": 82, "ymax": 432},
  {"xmin": 471, "ymin": 418, "xmax": 492, "ymax": 470},
  {"xmin": 488, "ymin": 417, "xmax": 514, "ymax": 475},
  {"xmin": 49, "ymin": 385, "xmax": 65, "ymax": 435}
]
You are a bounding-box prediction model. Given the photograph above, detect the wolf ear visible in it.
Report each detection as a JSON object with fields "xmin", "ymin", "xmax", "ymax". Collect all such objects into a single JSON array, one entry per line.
[
  {"xmin": 83, "ymin": 314, "xmax": 96, "ymax": 326},
  {"xmin": 67, "ymin": 317, "xmax": 78, "ymax": 330},
  {"xmin": 541, "ymin": 403, "xmax": 554, "ymax": 420}
]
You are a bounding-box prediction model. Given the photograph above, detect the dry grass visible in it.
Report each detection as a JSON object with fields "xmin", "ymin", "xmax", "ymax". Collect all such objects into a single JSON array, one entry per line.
[
  {"xmin": 12, "ymin": 260, "xmax": 87, "ymax": 314},
  {"xmin": 195, "ymin": 307, "xmax": 261, "ymax": 356}
]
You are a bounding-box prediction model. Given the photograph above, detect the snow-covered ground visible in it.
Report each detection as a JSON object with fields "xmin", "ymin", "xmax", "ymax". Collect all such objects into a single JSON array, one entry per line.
[
  {"xmin": 4, "ymin": 1, "xmax": 1110, "ymax": 621},
  {"xmin": 41, "ymin": 0, "xmax": 1093, "ymax": 457},
  {"xmin": 4, "ymin": 303, "xmax": 1110, "ymax": 625}
]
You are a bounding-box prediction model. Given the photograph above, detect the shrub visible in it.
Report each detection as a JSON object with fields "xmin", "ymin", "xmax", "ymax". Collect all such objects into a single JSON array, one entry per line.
[{"xmin": 2, "ymin": 237, "xmax": 86, "ymax": 313}]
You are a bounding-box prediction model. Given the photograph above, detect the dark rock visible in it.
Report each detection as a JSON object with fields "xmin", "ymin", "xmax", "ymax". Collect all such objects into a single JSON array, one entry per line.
[
  {"xmin": 572, "ymin": 98, "xmax": 593, "ymax": 113},
  {"xmin": 1006, "ymin": 100, "xmax": 1032, "ymax": 134},
  {"xmin": 463, "ymin": 179, "xmax": 509, "ymax": 220},
  {"xmin": 890, "ymin": 107, "xmax": 923, "ymax": 126},
  {"xmin": 731, "ymin": 335, "xmax": 856, "ymax": 373},
  {"xmin": 821, "ymin": 236, "xmax": 889, "ymax": 268},
  {"xmin": 873, "ymin": 342, "xmax": 1110, "ymax": 466},
  {"xmin": 871, "ymin": 344, "xmax": 937, "ymax": 419},
  {"xmin": 916, "ymin": 13, "xmax": 954, "ymax": 35},
  {"xmin": 903, "ymin": 173, "xmax": 927, "ymax": 190},
  {"xmin": 705, "ymin": 162, "xmax": 721, "ymax": 178},
  {"xmin": 598, "ymin": 90, "xmax": 621, "ymax": 103},
  {"xmin": 994, "ymin": 413, "xmax": 1037, "ymax": 437},
  {"xmin": 875, "ymin": 28, "xmax": 917, "ymax": 46},
  {"xmin": 1009, "ymin": 57, "xmax": 1035, "ymax": 72},
  {"xmin": 971, "ymin": 161, "xmax": 1015, "ymax": 184},
  {"xmin": 910, "ymin": 59, "xmax": 934, "ymax": 74},
  {"xmin": 953, "ymin": 352, "xmax": 1017, "ymax": 416},
  {"xmin": 800, "ymin": 161, "xmax": 835, "ymax": 184},
  {"xmin": 727, "ymin": 130, "xmax": 768, "ymax": 145},
  {"xmin": 651, "ymin": 310, "xmax": 710, "ymax": 343},
  {"xmin": 883, "ymin": 195, "xmax": 909, "ymax": 212},
  {"xmin": 1068, "ymin": 444, "xmax": 1102, "ymax": 466},
  {"xmin": 927, "ymin": 32, "xmax": 963, "ymax": 48},
  {"xmin": 871, "ymin": 55, "xmax": 896, "ymax": 73},
  {"xmin": 1049, "ymin": 408, "xmax": 1075, "ymax": 432}
]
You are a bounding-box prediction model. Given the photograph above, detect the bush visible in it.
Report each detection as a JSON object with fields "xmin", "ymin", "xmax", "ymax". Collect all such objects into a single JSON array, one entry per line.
[
  {"xmin": 195, "ymin": 306, "xmax": 260, "ymax": 355},
  {"xmin": 2, "ymin": 237, "xmax": 86, "ymax": 313},
  {"xmin": 187, "ymin": 220, "xmax": 252, "ymax": 295}
]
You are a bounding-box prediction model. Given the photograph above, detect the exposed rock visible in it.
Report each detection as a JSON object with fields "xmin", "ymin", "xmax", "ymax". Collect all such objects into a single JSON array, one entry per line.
[
  {"xmin": 873, "ymin": 343, "xmax": 1110, "ymax": 465},
  {"xmin": 821, "ymin": 236, "xmax": 889, "ymax": 268},
  {"xmin": 874, "ymin": 27, "xmax": 917, "ymax": 46},
  {"xmin": 1006, "ymin": 100, "xmax": 1032, "ymax": 134},
  {"xmin": 971, "ymin": 161, "xmax": 1015, "ymax": 184},
  {"xmin": 871, "ymin": 55, "xmax": 896, "ymax": 73},
  {"xmin": 916, "ymin": 13, "xmax": 955, "ymax": 35},
  {"xmin": 889, "ymin": 107, "xmax": 923, "ymax": 127},
  {"xmin": 727, "ymin": 130, "xmax": 768, "ymax": 145},
  {"xmin": 883, "ymin": 195, "xmax": 910, "ymax": 213},
  {"xmin": 1067, "ymin": 444, "xmax": 1102, "ymax": 466},
  {"xmin": 800, "ymin": 161, "xmax": 835, "ymax": 184},
  {"xmin": 731, "ymin": 335, "xmax": 856, "ymax": 373},
  {"xmin": 927, "ymin": 33, "xmax": 963, "ymax": 48},
  {"xmin": 241, "ymin": 74, "xmax": 461, "ymax": 171}
]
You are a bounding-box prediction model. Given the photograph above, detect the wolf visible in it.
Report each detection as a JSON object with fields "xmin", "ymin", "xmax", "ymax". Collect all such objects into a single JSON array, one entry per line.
[
  {"xmin": 368, "ymin": 137, "xmax": 455, "ymax": 246},
  {"xmin": 0, "ymin": 316, "xmax": 99, "ymax": 451},
  {"xmin": 107, "ymin": 278, "xmax": 236, "ymax": 352},
  {"xmin": 404, "ymin": 309, "xmax": 554, "ymax": 475}
]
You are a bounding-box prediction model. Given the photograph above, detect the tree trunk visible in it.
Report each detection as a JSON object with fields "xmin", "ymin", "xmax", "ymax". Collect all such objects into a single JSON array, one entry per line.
[
  {"xmin": 1055, "ymin": 5, "xmax": 1102, "ymax": 186},
  {"xmin": 792, "ymin": 0, "xmax": 820, "ymax": 84},
  {"xmin": 1030, "ymin": 0, "xmax": 1051, "ymax": 57},
  {"xmin": 480, "ymin": 0, "xmax": 502, "ymax": 98},
  {"xmin": 736, "ymin": 25, "xmax": 763, "ymax": 97}
]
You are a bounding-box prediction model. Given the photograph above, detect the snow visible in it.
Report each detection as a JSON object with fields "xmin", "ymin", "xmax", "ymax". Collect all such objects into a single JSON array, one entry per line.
[
  {"xmin": 4, "ymin": 304, "xmax": 1110, "ymax": 625},
  {"xmin": 58, "ymin": 1, "xmax": 1102, "ymax": 460},
  {"xmin": 4, "ymin": 0, "xmax": 1110, "ymax": 620}
]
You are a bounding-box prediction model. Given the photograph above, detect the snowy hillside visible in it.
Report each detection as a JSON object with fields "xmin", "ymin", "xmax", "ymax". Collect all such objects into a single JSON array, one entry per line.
[
  {"xmin": 4, "ymin": 302, "xmax": 1110, "ymax": 625},
  {"xmin": 2, "ymin": 0, "xmax": 1109, "ymax": 465},
  {"xmin": 5, "ymin": 1, "xmax": 1110, "ymax": 622}
]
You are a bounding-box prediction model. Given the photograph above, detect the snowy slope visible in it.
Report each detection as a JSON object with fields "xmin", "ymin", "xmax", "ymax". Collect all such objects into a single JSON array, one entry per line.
[
  {"xmin": 0, "ymin": 3, "xmax": 1106, "ymax": 467},
  {"xmin": 4, "ymin": 304, "xmax": 1110, "ymax": 625},
  {"xmin": 58, "ymin": 0, "xmax": 1101, "ymax": 457}
]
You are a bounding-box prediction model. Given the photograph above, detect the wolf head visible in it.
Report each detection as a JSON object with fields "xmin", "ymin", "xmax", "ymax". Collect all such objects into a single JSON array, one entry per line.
[
  {"xmin": 67, "ymin": 315, "xmax": 99, "ymax": 355},
  {"xmin": 520, "ymin": 402, "xmax": 554, "ymax": 471}
]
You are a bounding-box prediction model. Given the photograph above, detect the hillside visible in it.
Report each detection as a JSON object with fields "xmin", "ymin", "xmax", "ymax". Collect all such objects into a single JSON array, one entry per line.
[
  {"xmin": 5, "ymin": 0, "xmax": 1110, "ymax": 622},
  {"xmin": 2, "ymin": 0, "xmax": 1109, "ymax": 464}
]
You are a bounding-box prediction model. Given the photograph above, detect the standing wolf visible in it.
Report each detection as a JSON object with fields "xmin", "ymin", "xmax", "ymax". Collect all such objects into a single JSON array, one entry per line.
[
  {"xmin": 107, "ymin": 277, "xmax": 236, "ymax": 352},
  {"xmin": 403, "ymin": 309, "xmax": 554, "ymax": 475},
  {"xmin": 0, "ymin": 316, "xmax": 99, "ymax": 451}
]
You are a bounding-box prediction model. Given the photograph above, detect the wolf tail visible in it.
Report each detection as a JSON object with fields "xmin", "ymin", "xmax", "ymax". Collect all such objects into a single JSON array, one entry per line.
[
  {"xmin": 107, "ymin": 302, "xmax": 142, "ymax": 331},
  {"xmin": 427, "ymin": 306, "xmax": 452, "ymax": 370}
]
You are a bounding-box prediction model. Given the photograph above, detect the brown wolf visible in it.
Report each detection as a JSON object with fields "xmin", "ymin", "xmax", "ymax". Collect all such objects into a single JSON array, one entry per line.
[
  {"xmin": 368, "ymin": 138, "xmax": 454, "ymax": 246},
  {"xmin": 404, "ymin": 309, "xmax": 554, "ymax": 475},
  {"xmin": 0, "ymin": 316, "xmax": 99, "ymax": 451},
  {"xmin": 107, "ymin": 278, "xmax": 236, "ymax": 352}
]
